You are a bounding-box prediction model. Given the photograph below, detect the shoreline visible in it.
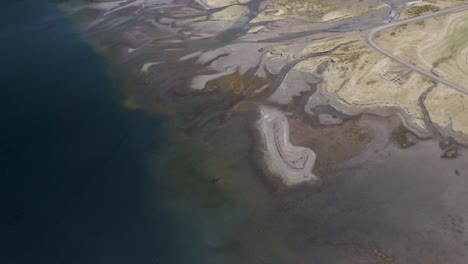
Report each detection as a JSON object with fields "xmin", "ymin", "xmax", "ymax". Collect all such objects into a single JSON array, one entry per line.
[{"xmin": 54, "ymin": 1, "xmax": 468, "ymax": 262}]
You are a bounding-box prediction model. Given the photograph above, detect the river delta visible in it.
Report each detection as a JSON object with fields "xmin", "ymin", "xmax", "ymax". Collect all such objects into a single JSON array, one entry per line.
[{"xmin": 51, "ymin": 0, "xmax": 468, "ymax": 263}]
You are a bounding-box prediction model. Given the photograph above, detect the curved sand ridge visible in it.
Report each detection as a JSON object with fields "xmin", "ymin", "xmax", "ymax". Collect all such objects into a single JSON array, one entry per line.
[{"xmin": 256, "ymin": 105, "xmax": 319, "ymax": 186}]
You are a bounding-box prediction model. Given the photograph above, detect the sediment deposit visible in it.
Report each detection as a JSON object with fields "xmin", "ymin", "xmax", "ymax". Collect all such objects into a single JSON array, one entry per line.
[{"xmin": 256, "ymin": 105, "xmax": 319, "ymax": 186}]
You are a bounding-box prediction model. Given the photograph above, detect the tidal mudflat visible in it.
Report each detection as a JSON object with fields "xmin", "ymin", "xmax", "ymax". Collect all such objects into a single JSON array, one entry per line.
[{"xmin": 51, "ymin": 0, "xmax": 468, "ymax": 263}]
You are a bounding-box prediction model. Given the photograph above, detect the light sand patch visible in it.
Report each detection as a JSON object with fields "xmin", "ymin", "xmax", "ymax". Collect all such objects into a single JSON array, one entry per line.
[
  {"xmin": 141, "ymin": 62, "xmax": 163, "ymax": 73},
  {"xmin": 90, "ymin": 0, "xmax": 161, "ymax": 14},
  {"xmin": 322, "ymin": 10, "xmax": 352, "ymax": 21},
  {"xmin": 191, "ymin": 67, "xmax": 237, "ymax": 90},
  {"xmin": 247, "ymin": 25, "xmax": 265, "ymax": 34},
  {"xmin": 198, "ymin": 0, "xmax": 247, "ymax": 8},
  {"xmin": 178, "ymin": 51, "xmax": 203, "ymax": 62},
  {"xmin": 211, "ymin": 5, "xmax": 249, "ymax": 21}
]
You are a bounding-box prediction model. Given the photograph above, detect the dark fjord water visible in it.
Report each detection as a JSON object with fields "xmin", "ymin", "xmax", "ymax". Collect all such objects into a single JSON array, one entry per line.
[{"xmin": 0, "ymin": 1, "xmax": 176, "ymax": 263}]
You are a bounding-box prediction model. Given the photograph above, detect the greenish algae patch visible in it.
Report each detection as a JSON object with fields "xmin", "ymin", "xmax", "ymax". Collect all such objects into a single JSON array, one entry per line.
[
  {"xmin": 123, "ymin": 95, "xmax": 146, "ymax": 111},
  {"xmin": 152, "ymin": 138, "xmax": 233, "ymax": 208},
  {"xmin": 150, "ymin": 125, "xmax": 269, "ymax": 209},
  {"xmin": 205, "ymin": 72, "xmax": 271, "ymax": 96}
]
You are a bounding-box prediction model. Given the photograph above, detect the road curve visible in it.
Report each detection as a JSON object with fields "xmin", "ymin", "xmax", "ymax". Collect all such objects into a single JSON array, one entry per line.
[{"xmin": 366, "ymin": 3, "xmax": 468, "ymax": 95}]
